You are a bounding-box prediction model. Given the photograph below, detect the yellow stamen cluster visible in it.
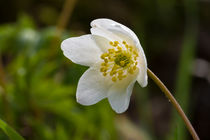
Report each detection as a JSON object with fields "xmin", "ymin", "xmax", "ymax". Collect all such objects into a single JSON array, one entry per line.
[{"xmin": 100, "ymin": 40, "xmax": 139, "ymax": 82}]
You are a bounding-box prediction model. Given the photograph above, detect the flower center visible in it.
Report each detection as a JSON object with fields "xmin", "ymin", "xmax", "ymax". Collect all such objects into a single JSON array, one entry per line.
[
  {"xmin": 114, "ymin": 54, "xmax": 130, "ymax": 67},
  {"xmin": 100, "ymin": 40, "xmax": 139, "ymax": 82}
]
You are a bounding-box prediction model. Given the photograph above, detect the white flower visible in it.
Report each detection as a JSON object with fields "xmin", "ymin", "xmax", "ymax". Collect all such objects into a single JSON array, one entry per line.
[{"xmin": 61, "ymin": 18, "xmax": 148, "ymax": 113}]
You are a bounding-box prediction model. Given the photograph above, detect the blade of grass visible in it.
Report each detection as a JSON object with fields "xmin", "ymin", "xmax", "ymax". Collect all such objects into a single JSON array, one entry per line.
[
  {"xmin": 0, "ymin": 119, "xmax": 25, "ymax": 140},
  {"xmin": 168, "ymin": 0, "xmax": 198, "ymax": 139}
]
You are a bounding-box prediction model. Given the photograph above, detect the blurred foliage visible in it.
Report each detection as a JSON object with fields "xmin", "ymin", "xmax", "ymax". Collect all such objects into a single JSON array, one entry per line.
[
  {"xmin": 0, "ymin": 15, "xmax": 116, "ymax": 140},
  {"xmin": 0, "ymin": 0, "xmax": 209, "ymax": 139},
  {"xmin": 168, "ymin": 0, "xmax": 198, "ymax": 139}
]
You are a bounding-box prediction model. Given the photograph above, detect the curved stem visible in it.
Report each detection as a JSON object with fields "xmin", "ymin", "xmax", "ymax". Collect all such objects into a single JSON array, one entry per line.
[{"xmin": 147, "ymin": 68, "xmax": 199, "ymax": 140}]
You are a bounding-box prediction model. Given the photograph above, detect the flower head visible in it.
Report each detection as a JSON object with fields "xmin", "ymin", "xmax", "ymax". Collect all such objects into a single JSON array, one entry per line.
[{"xmin": 61, "ymin": 18, "xmax": 147, "ymax": 113}]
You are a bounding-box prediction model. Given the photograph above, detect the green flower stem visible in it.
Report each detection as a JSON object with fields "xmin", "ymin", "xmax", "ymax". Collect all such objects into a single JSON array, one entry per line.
[{"xmin": 147, "ymin": 68, "xmax": 199, "ymax": 140}]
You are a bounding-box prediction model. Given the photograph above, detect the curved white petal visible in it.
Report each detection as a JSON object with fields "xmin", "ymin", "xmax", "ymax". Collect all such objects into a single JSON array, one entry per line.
[
  {"xmin": 136, "ymin": 63, "xmax": 148, "ymax": 87},
  {"xmin": 91, "ymin": 18, "xmax": 140, "ymax": 46},
  {"xmin": 107, "ymin": 68, "xmax": 138, "ymax": 113},
  {"xmin": 92, "ymin": 34, "xmax": 113, "ymax": 52},
  {"xmin": 136, "ymin": 44, "xmax": 148, "ymax": 87},
  {"xmin": 61, "ymin": 34, "xmax": 102, "ymax": 67},
  {"xmin": 76, "ymin": 66, "xmax": 112, "ymax": 105},
  {"xmin": 90, "ymin": 27, "xmax": 122, "ymax": 42},
  {"xmin": 108, "ymin": 81, "xmax": 135, "ymax": 113}
]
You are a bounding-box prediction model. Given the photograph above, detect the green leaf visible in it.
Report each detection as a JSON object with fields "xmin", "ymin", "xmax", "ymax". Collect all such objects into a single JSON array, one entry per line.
[{"xmin": 0, "ymin": 119, "xmax": 25, "ymax": 140}]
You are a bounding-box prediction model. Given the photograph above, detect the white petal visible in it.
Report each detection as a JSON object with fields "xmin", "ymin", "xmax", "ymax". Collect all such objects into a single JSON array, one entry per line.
[
  {"xmin": 76, "ymin": 67, "xmax": 112, "ymax": 105},
  {"xmin": 136, "ymin": 62, "xmax": 148, "ymax": 87},
  {"xmin": 107, "ymin": 69, "xmax": 138, "ymax": 113},
  {"xmin": 136, "ymin": 44, "xmax": 148, "ymax": 87},
  {"xmin": 108, "ymin": 81, "xmax": 135, "ymax": 113},
  {"xmin": 90, "ymin": 27, "xmax": 122, "ymax": 42},
  {"xmin": 61, "ymin": 34, "xmax": 102, "ymax": 67},
  {"xmin": 91, "ymin": 18, "xmax": 140, "ymax": 46},
  {"xmin": 92, "ymin": 34, "xmax": 113, "ymax": 52}
]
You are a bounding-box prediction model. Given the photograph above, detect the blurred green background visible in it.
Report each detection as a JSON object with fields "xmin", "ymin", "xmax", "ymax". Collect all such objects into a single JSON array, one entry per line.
[{"xmin": 0, "ymin": 0, "xmax": 210, "ymax": 140}]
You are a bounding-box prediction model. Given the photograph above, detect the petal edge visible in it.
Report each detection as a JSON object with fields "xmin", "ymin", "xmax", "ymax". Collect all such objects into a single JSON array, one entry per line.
[
  {"xmin": 108, "ymin": 81, "xmax": 135, "ymax": 113},
  {"xmin": 76, "ymin": 67, "xmax": 112, "ymax": 105},
  {"xmin": 61, "ymin": 34, "xmax": 102, "ymax": 66}
]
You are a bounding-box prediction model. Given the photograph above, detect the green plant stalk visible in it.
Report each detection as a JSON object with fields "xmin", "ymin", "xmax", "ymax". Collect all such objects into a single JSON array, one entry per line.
[
  {"xmin": 0, "ymin": 119, "xmax": 25, "ymax": 140},
  {"xmin": 169, "ymin": 0, "xmax": 198, "ymax": 138},
  {"xmin": 147, "ymin": 68, "xmax": 199, "ymax": 140},
  {"xmin": 170, "ymin": 25, "xmax": 197, "ymax": 140}
]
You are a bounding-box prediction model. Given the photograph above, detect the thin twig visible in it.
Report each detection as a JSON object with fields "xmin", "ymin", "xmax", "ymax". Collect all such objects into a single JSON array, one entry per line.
[
  {"xmin": 56, "ymin": 0, "xmax": 77, "ymax": 35},
  {"xmin": 147, "ymin": 68, "xmax": 199, "ymax": 140}
]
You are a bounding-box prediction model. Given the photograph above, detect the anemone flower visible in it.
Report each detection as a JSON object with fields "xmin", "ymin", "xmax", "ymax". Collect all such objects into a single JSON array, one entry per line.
[{"xmin": 61, "ymin": 18, "xmax": 147, "ymax": 113}]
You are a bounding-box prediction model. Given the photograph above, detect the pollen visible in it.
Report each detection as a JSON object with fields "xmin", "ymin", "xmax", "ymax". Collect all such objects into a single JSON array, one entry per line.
[
  {"xmin": 112, "ymin": 77, "xmax": 117, "ymax": 82},
  {"xmin": 120, "ymin": 61, "xmax": 125, "ymax": 66},
  {"xmin": 100, "ymin": 41, "xmax": 139, "ymax": 82}
]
